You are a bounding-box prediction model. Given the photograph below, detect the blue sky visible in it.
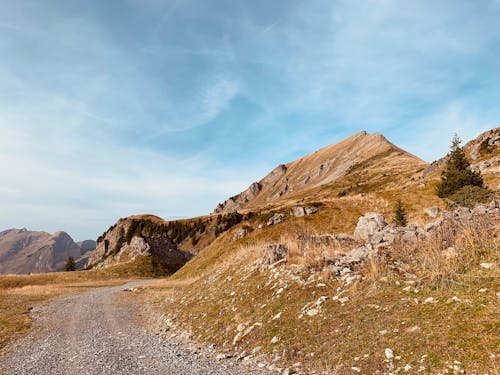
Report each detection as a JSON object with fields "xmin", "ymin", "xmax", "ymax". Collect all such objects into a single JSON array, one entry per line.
[{"xmin": 1, "ymin": 0, "xmax": 500, "ymax": 240}]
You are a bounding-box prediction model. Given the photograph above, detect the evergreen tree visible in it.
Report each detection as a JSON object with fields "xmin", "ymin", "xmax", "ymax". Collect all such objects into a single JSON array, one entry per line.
[
  {"xmin": 436, "ymin": 134, "xmax": 484, "ymax": 198},
  {"xmin": 393, "ymin": 199, "xmax": 407, "ymax": 226},
  {"xmin": 64, "ymin": 256, "xmax": 76, "ymax": 272}
]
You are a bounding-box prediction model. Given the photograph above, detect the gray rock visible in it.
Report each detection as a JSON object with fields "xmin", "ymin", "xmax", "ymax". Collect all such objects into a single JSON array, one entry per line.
[
  {"xmin": 353, "ymin": 212, "xmax": 387, "ymax": 241},
  {"xmin": 290, "ymin": 206, "xmax": 306, "ymax": 217},
  {"xmin": 290, "ymin": 206, "xmax": 318, "ymax": 217},
  {"xmin": 265, "ymin": 244, "xmax": 289, "ymax": 264},
  {"xmin": 425, "ymin": 206, "xmax": 440, "ymax": 218},
  {"xmin": 489, "ymin": 199, "xmax": 499, "ymax": 209},
  {"xmin": 304, "ymin": 206, "xmax": 318, "ymax": 215},
  {"xmin": 233, "ymin": 228, "xmax": 249, "ymax": 241},
  {"xmin": 267, "ymin": 213, "xmax": 285, "ymax": 226}
]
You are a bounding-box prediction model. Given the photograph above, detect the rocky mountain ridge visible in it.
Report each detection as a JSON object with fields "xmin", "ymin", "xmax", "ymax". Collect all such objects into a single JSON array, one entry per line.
[
  {"xmin": 214, "ymin": 131, "xmax": 427, "ymax": 213},
  {"xmin": 0, "ymin": 228, "xmax": 95, "ymax": 275}
]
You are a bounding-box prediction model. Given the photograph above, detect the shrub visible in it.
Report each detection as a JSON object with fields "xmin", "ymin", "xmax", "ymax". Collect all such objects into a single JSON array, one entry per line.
[
  {"xmin": 64, "ymin": 256, "xmax": 76, "ymax": 272},
  {"xmin": 436, "ymin": 134, "xmax": 484, "ymax": 198},
  {"xmin": 393, "ymin": 199, "xmax": 408, "ymax": 226},
  {"xmin": 446, "ymin": 185, "xmax": 493, "ymax": 208},
  {"xmin": 478, "ymin": 137, "xmax": 493, "ymax": 155}
]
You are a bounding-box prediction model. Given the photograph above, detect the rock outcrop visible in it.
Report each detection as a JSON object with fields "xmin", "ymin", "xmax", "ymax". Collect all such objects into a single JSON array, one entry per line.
[
  {"xmin": 261, "ymin": 200, "xmax": 499, "ymax": 281},
  {"xmin": 86, "ymin": 216, "xmax": 192, "ymax": 273},
  {"xmin": 353, "ymin": 212, "xmax": 387, "ymax": 242}
]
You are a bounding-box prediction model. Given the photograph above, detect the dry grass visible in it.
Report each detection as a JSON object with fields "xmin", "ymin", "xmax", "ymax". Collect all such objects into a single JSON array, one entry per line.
[{"xmin": 139, "ymin": 213, "xmax": 500, "ymax": 373}]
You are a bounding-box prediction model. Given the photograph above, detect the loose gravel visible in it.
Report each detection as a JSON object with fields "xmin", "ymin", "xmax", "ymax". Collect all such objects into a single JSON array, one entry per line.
[{"xmin": 0, "ymin": 281, "xmax": 269, "ymax": 375}]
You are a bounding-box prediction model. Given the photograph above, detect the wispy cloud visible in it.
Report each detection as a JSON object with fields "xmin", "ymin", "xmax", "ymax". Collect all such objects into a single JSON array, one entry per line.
[
  {"xmin": 199, "ymin": 78, "xmax": 239, "ymax": 124},
  {"xmin": 1, "ymin": 0, "xmax": 499, "ymax": 239}
]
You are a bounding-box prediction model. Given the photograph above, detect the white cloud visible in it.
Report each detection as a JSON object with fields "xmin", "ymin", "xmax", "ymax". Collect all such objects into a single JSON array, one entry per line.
[{"xmin": 199, "ymin": 78, "xmax": 239, "ymax": 124}]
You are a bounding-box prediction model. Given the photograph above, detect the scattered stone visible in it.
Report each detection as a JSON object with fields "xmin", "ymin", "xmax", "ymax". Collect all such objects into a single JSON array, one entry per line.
[
  {"xmin": 272, "ymin": 312, "xmax": 282, "ymax": 320},
  {"xmin": 379, "ymin": 330, "xmax": 388, "ymax": 336},
  {"xmin": 305, "ymin": 308, "xmax": 319, "ymax": 317},
  {"xmin": 351, "ymin": 367, "xmax": 361, "ymax": 373},
  {"xmin": 424, "ymin": 297, "xmax": 438, "ymax": 304},
  {"xmin": 338, "ymin": 297, "xmax": 349, "ymax": 304},
  {"xmin": 446, "ymin": 296, "xmax": 461, "ymax": 304},
  {"xmin": 478, "ymin": 288, "xmax": 488, "ymax": 293},
  {"xmin": 385, "ymin": 348, "xmax": 394, "ymax": 360},
  {"xmin": 270, "ymin": 336, "xmax": 279, "ymax": 344},
  {"xmin": 480, "ymin": 262, "xmax": 496, "ymax": 269}
]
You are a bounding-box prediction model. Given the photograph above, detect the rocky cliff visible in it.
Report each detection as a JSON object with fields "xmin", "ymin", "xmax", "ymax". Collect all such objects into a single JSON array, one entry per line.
[{"xmin": 86, "ymin": 215, "xmax": 193, "ymax": 272}]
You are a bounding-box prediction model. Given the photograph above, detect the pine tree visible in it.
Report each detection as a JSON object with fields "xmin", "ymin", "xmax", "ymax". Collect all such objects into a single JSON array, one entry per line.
[
  {"xmin": 65, "ymin": 256, "xmax": 76, "ymax": 272},
  {"xmin": 393, "ymin": 199, "xmax": 407, "ymax": 226},
  {"xmin": 436, "ymin": 134, "xmax": 484, "ymax": 198}
]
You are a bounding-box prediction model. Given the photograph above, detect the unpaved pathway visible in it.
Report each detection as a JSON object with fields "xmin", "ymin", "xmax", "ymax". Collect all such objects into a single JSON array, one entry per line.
[{"xmin": 0, "ymin": 281, "xmax": 268, "ymax": 375}]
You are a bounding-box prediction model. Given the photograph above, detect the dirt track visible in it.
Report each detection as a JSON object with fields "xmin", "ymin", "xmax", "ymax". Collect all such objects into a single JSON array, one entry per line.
[{"xmin": 0, "ymin": 281, "xmax": 267, "ymax": 375}]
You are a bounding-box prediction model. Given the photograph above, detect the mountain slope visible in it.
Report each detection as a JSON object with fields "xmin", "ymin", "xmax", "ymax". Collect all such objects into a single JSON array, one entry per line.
[
  {"xmin": 214, "ymin": 131, "xmax": 427, "ymax": 213},
  {"xmin": 0, "ymin": 229, "xmax": 94, "ymax": 275}
]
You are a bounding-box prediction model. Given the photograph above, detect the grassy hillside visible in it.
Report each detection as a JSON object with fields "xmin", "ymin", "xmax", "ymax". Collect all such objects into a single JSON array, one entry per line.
[{"xmin": 136, "ymin": 209, "xmax": 500, "ymax": 373}]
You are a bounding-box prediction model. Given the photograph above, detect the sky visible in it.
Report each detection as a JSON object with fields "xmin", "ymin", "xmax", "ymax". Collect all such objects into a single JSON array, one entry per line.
[{"xmin": 1, "ymin": 0, "xmax": 500, "ymax": 240}]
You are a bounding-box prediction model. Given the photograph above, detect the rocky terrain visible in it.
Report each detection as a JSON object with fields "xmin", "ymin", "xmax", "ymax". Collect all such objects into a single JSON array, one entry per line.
[{"xmin": 0, "ymin": 229, "xmax": 95, "ymax": 275}]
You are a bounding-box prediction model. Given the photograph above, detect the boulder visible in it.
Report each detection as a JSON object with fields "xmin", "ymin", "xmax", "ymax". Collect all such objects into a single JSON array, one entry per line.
[
  {"xmin": 304, "ymin": 206, "xmax": 318, "ymax": 215},
  {"xmin": 265, "ymin": 244, "xmax": 289, "ymax": 264},
  {"xmin": 290, "ymin": 206, "xmax": 318, "ymax": 217},
  {"xmin": 425, "ymin": 207, "xmax": 440, "ymax": 218},
  {"xmin": 267, "ymin": 213, "xmax": 285, "ymax": 226},
  {"xmin": 233, "ymin": 228, "xmax": 249, "ymax": 241},
  {"xmin": 354, "ymin": 212, "xmax": 387, "ymax": 241},
  {"xmin": 290, "ymin": 206, "xmax": 306, "ymax": 217}
]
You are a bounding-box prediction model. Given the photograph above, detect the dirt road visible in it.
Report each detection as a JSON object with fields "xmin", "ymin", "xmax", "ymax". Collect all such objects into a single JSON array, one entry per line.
[{"xmin": 0, "ymin": 281, "xmax": 267, "ymax": 375}]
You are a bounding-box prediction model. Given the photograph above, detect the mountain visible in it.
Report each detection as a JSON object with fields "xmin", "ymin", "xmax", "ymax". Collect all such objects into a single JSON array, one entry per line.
[
  {"xmin": 142, "ymin": 128, "xmax": 499, "ymax": 373},
  {"xmin": 214, "ymin": 131, "xmax": 427, "ymax": 213},
  {"xmin": 0, "ymin": 229, "xmax": 95, "ymax": 275},
  {"xmin": 86, "ymin": 129, "xmax": 500, "ymax": 271}
]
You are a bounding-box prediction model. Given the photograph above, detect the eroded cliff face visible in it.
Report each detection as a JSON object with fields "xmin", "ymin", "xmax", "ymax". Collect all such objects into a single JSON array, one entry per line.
[{"xmin": 87, "ymin": 216, "xmax": 192, "ymax": 273}]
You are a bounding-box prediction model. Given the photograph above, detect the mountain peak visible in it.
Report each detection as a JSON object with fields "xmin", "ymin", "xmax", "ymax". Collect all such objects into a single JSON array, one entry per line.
[{"xmin": 214, "ymin": 131, "xmax": 426, "ymax": 213}]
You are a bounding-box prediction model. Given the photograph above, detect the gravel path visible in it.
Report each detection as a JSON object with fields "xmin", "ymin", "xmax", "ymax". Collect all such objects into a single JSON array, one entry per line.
[{"xmin": 0, "ymin": 281, "xmax": 269, "ymax": 375}]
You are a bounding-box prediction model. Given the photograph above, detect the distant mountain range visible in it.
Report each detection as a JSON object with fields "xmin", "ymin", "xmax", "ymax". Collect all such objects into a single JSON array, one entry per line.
[{"xmin": 0, "ymin": 228, "xmax": 95, "ymax": 275}]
